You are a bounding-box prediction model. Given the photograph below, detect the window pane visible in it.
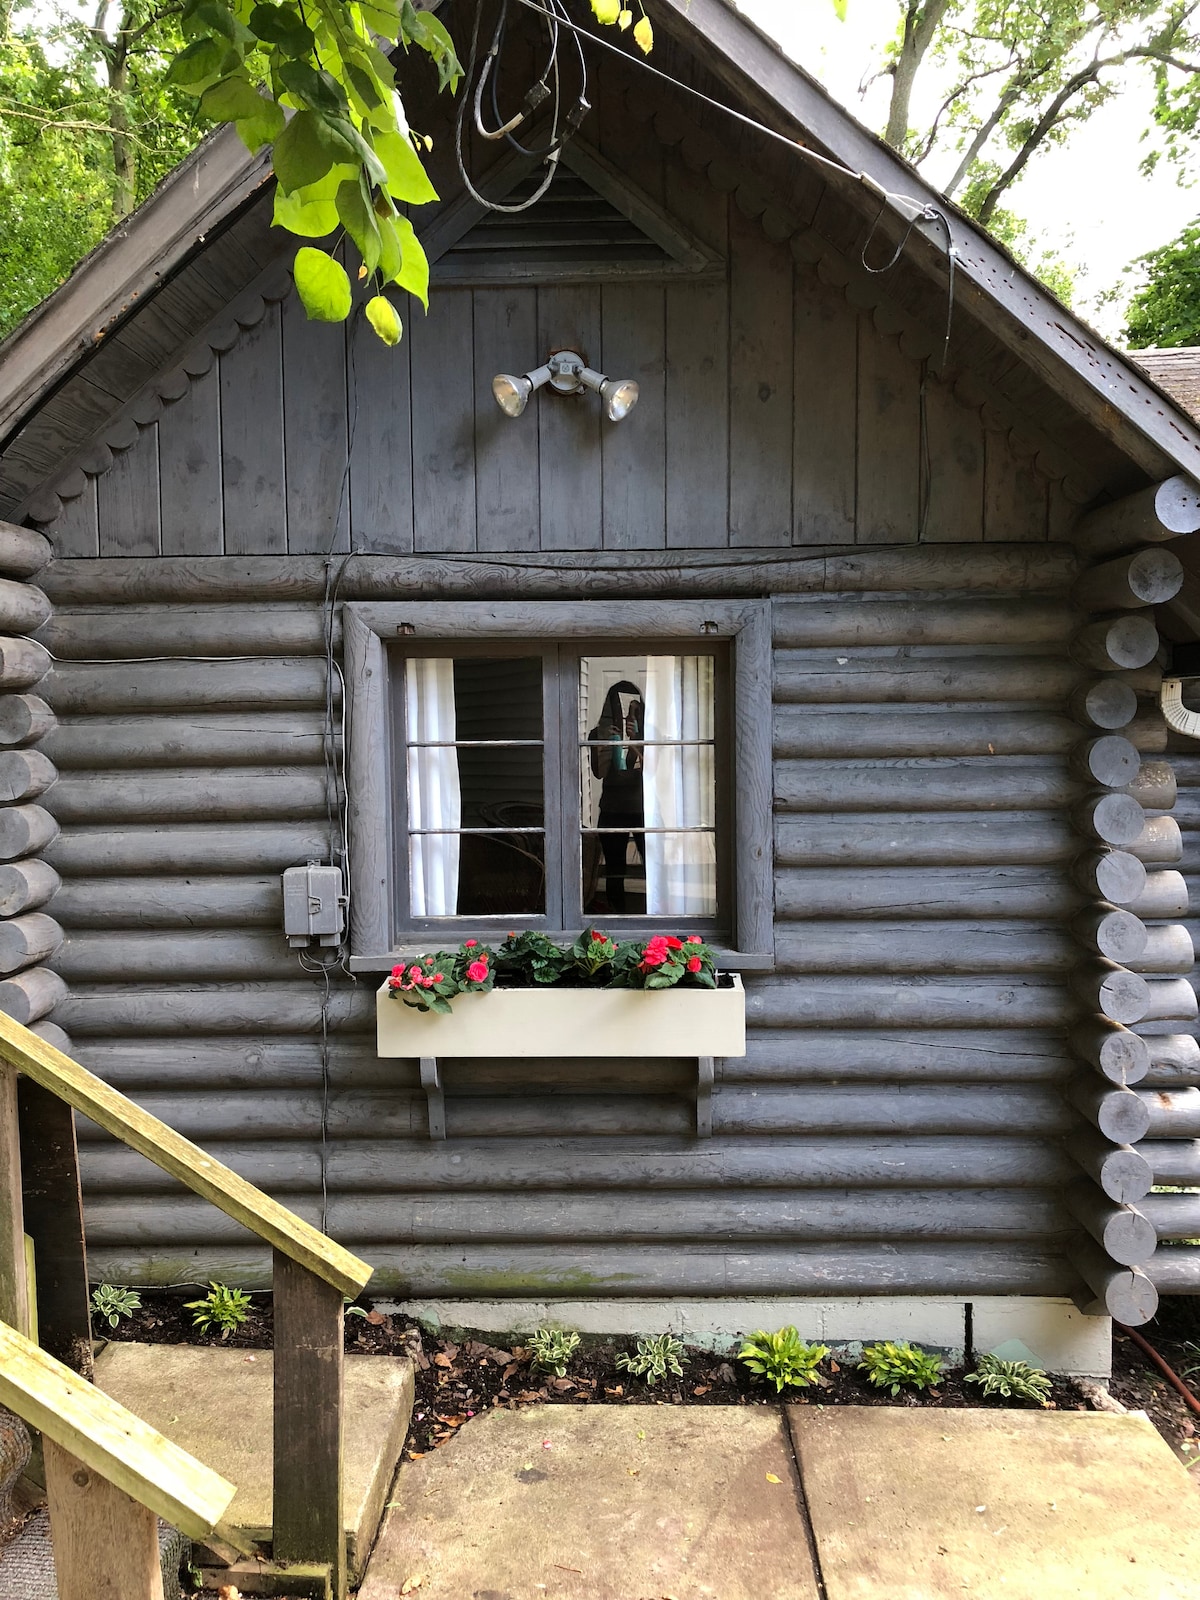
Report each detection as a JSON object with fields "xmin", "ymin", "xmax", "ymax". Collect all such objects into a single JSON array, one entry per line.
[
  {"xmin": 405, "ymin": 655, "xmax": 544, "ymax": 917},
  {"xmin": 579, "ymin": 654, "xmax": 715, "ymax": 917},
  {"xmin": 451, "ymin": 657, "xmax": 542, "ymax": 740},
  {"xmin": 412, "ymin": 832, "xmax": 546, "ymax": 917}
]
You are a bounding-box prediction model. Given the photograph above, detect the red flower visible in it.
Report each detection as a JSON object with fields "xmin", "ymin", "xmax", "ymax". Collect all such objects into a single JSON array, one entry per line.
[
  {"xmin": 387, "ymin": 976, "xmax": 402, "ymax": 989},
  {"xmin": 408, "ymin": 964, "xmax": 423, "ymax": 978},
  {"xmin": 687, "ymin": 956, "xmax": 702, "ymax": 973},
  {"xmin": 391, "ymin": 964, "xmax": 404, "ymax": 977},
  {"xmin": 642, "ymin": 949, "xmax": 668, "ymax": 967},
  {"xmin": 665, "ymin": 936, "xmax": 683, "ymax": 950},
  {"xmin": 592, "ymin": 931, "xmax": 607, "ymax": 942},
  {"xmin": 464, "ymin": 939, "xmax": 478, "ymax": 948},
  {"xmin": 434, "ymin": 973, "xmax": 445, "ymax": 983},
  {"xmin": 424, "ymin": 956, "xmax": 433, "ymax": 965},
  {"xmin": 467, "ymin": 959, "xmax": 489, "ymax": 983},
  {"xmin": 686, "ymin": 935, "xmax": 703, "ymax": 944},
  {"xmin": 646, "ymin": 935, "xmax": 669, "ymax": 951}
]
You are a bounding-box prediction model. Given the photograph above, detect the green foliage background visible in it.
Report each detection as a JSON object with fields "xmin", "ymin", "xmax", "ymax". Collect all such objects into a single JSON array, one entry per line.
[
  {"xmin": 0, "ymin": 5, "xmax": 197, "ymax": 338},
  {"xmin": 1125, "ymin": 221, "xmax": 1200, "ymax": 349}
]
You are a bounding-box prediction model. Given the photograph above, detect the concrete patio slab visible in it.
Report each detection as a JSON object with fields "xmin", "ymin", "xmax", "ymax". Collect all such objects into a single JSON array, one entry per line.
[
  {"xmin": 789, "ymin": 1405, "xmax": 1200, "ymax": 1600},
  {"xmin": 358, "ymin": 1404, "xmax": 819, "ymax": 1600},
  {"xmin": 93, "ymin": 1342, "xmax": 413, "ymax": 1577}
]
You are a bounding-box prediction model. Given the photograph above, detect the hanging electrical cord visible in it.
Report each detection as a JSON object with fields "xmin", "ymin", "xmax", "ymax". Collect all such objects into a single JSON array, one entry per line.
[
  {"xmin": 478, "ymin": 0, "xmax": 589, "ymax": 159},
  {"xmin": 456, "ymin": 0, "xmax": 591, "ymax": 213}
]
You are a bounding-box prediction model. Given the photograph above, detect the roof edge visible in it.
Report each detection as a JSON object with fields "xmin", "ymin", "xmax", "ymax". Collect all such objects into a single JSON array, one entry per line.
[{"xmin": 0, "ymin": 127, "xmax": 269, "ymax": 447}]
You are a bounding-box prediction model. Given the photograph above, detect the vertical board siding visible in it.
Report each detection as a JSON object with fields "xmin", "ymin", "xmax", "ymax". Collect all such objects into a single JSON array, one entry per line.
[
  {"xmin": 728, "ymin": 206, "xmax": 794, "ymax": 547},
  {"xmin": 409, "ymin": 288, "xmax": 477, "ymax": 554},
  {"xmin": 41, "ymin": 560, "xmax": 1078, "ymax": 1295},
  {"xmin": 792, "ymin": 272, "xmax": 856, "ymax": 546},
  {"xmin": 282, "ymin": 291, "xmax": 349, "ymax": 555},
  {"xmin": 855, "ymin": 314, "xmax": 921, "ymax": 545},
  {"xmin": 97, "ymin": 428, "xmax": 160, "ymax": 558},
  {"xmin": 158, "ymin": 364, "xmax": 223, "ymax": 556},
  {"xmin": 347, "ymin": 299, "xmax": 414, "ymax": 554},
  {"xmin": 599, "ymin": 283, "xmax": 666, "ymax": 550},
  {"xmin": 536, "ymin": 285, "xmax": 604, "ymax": 552},
  {"xmin": 473, "ymin": 288, "xmax": 540, "ymax": 553},
  {"xmin": 664, "ymin": 155, "xmax": 730, "ymax": 550},
  {"xmin": 38, "ymin": 165, "xmax": 1058, "ymax": 561},
  {"xmin": 220, "ymin": 301, "xmax": 286, "ymax": 555}
]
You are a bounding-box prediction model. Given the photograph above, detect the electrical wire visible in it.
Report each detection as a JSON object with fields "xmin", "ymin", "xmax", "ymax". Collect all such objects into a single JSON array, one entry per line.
[
  {"xmin": 508, "ymin": 0, "xmax": 960, "ymax": 364},
  {"xmin": 456, "ymin": 0, "xmax": 566, "ymax": 213}
]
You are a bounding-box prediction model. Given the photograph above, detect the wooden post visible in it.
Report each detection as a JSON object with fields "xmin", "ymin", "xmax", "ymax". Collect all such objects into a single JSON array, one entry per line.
[
  {"xmin": 273, "ymin": 1249, "xmax": 345, "ymax": 1600},
  {"xmin": 18, "ymin": 1078, "xmax": 91, "ymax": 1370},
  {"xmin": 0, "ymin": 1063, "xmax": 30, "ymax": 1337},
  {"xmin": 43, "ymin": 1436, "xmax": 165, "ymax": 1600}
]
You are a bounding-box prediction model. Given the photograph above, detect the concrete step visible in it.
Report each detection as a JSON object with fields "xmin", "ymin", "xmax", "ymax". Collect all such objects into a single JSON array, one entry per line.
[
  {"xmin": 93, "ymin": 1342, "xmax": 413, "ymax": 1582},
  {"xmin": 359, "ymin": 1404, "xmax": 821, "ymax": 1600}
]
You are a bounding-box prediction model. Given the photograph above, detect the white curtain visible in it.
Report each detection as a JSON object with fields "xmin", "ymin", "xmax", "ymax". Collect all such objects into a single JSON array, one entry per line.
[
  {"xmin": 642, "ymin": 655, "xmax": 716, "ymax": 915},
  {"xmin": 406, "ymin": 659, "xmax": 460, "ymax": 916}
]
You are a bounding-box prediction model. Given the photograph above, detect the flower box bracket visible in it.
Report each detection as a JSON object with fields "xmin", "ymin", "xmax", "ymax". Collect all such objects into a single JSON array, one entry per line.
[{"xmin": 413, "ymin": 1052, "xmax": 718, "ymax": 1141}]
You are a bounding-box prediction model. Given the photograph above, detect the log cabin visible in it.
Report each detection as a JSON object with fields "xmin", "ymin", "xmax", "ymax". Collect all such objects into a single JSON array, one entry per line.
[{"xmin": 2, "ymin": 0, "xmax": 1199, "ymax": 1377}]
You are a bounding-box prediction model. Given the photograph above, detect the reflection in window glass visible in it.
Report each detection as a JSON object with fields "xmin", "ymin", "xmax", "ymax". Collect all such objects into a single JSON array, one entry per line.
[
  {"xmin": 580, "ymin": 655, "xmax": 716, "ymax": 917},
  {"xmin": 405, "ymin": 657, "xmax": 544, "ymax": 917}
]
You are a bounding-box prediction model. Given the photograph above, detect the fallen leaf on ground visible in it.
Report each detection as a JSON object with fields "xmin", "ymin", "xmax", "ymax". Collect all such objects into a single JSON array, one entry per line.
[
  {"xmin": 401, "ymin": 1574, "xmax": 425, "ymax": 1594},
  {"xmin": 435, "ymin": 1413, "xmax": 467, "ymax": 1427},
  {"xmin": 366, "ymin": 1309, "xmax": 387, "ymax": 1325},
  {"xmin": 552, "ymin": 1378, "xmax": 576, "ymax": 1392},
  {"xmin": 217, "ymin": 1588, "xmax": 241, "ymax": 1600},
  {"xmin": 692, "ymin": 1385, "xmax": 710, "ymax": 1396},
  {"xmin": 829, "ymin": 1360, "xmax": 840, "ymax": 1373},
  {"xmin": 605, "ymin": 1385, "xmax": 624, "ymax": 1397},
  {"xmin": 433, "ymin": 1352, "xmax": 453, "ymax": 1368},
  {"xmin": 766, "ymin": 1473, "xmax": 782, "ymax": 1484},
  {"xmin": 503, "ymin": 1362, "xmax": 520, "ymax": 1381}
]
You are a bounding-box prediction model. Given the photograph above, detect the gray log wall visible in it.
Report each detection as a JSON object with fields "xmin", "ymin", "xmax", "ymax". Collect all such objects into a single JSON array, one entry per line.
[{"xmin": 25, "ymin": 543, "xmax": 1145, "ymax": 1300}]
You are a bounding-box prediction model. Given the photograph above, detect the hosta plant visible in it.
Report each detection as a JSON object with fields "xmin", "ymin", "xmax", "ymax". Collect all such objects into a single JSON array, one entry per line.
[
  {"xmin": 617, "ymin": 1333, "xmax": 687, "ymax": 1387},
  {"xmin": 90, "ymin": 1284, "xmax": 141, "ymax": 1329},
  {"xmin": 528, "ymin": 1327, "xmax": 581, "ymax": 1378},
  {"xmin": 738, "ymin": 1327, "xmax": 830, "ymax": 1393},
  {"xmin": 858, "ymin": 1340, "xmax": 943, "ymax": 1396},
  {"xmin": 184, "ymin": 1283, "xmax": 253, "ymax": 1339},
  {"xmin": 966, "ymin": 1354, "xmax": 1053, "ymax": 1405}
]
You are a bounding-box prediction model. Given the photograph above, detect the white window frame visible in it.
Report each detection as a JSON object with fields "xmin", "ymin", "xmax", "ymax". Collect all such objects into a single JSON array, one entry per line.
[{"xmin": 342, "ymin": 599, "xmax": 774, "ymax": 969}]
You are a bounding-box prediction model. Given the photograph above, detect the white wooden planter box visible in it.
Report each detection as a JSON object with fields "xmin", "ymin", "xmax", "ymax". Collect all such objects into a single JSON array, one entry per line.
[{"xmin": 376, "ymin": 973, "xmax": 746, "ymax": 1059}]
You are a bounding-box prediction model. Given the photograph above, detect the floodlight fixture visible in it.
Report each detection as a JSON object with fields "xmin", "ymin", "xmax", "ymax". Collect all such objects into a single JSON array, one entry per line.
[{"xmin": 491, "ymin": 349, "xmax": 639, "ymax": 422}]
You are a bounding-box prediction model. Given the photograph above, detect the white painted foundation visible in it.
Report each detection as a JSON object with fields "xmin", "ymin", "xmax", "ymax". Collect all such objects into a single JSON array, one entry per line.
[{"xmin": 375, "ymin": 1295, "xmax": 1112, "ymax": 1376}]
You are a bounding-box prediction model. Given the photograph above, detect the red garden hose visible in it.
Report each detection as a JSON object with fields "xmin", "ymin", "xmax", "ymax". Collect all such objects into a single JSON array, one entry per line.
[{"xmin": 1116, "ymin": 1320, "xmax": 1200, "ymax": 1418}]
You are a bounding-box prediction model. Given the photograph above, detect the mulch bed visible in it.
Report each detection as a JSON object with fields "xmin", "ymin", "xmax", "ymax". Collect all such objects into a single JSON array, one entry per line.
[{"xmin": 105, "ymin": 1289, "xmax": 1094, "ymax": 1465}]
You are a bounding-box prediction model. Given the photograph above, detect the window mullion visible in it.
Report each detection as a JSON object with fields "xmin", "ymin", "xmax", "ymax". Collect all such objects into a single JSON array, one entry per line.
[{"xmin": 554, "ymin": 647, "xmax": 581, "ymax": 930}]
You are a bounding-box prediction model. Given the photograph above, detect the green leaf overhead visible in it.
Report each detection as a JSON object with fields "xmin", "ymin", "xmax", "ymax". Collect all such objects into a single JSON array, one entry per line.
[
  {"xmin": 293, "ymin": 245, "xmax": 353, "ymax": 322},
  {"xmin": 365, "ymin": 293, "xmax": 403, "ymax": 346},
  {"xmin": 157, "ymin": 0, "xmax": 647, "ymax": 344}
]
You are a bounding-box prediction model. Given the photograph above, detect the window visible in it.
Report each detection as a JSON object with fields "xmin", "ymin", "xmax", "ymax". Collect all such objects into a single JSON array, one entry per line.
[{"xmin": 344, "ymin": 601, "xmax": 773, "ymax": 965}]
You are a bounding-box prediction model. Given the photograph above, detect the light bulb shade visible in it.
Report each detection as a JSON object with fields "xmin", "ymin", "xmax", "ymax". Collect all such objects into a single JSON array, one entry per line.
[
  {"xmin": 492, "ymin": 373, "xmax": 532, "ymax": 417},
  {"xmin": 601, "ymin": 377, "xmax": 639, "ymax": 422}
]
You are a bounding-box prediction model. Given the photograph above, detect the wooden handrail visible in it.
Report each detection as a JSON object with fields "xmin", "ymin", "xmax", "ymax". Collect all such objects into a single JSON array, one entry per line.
[
  {"xmin": 0, "ymin": 1012, "xmax": 371, "ymax": 1298},
  {"xmin": 0, "ymin": 1317, "xmax": 244, "ymax": 1546}
]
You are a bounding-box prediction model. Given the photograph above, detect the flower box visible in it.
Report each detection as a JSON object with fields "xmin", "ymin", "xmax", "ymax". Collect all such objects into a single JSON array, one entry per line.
[{"xmin": 375, "ymin": 973, "xmax": 745, "ymax": 1059}]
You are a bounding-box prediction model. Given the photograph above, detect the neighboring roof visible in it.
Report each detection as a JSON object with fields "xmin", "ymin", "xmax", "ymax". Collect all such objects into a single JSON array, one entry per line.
[
  {"xmin": 3, "ymin": 0, "xmax": 1200, "ymax": 509},
  {"xmin": 1130, "ymin": 348, "xmax": 1200, "ymax": 424}
]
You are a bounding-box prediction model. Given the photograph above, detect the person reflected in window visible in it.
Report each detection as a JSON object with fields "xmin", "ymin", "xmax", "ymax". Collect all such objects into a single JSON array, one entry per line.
[{"xmin": 589, "ymin": 680, "xmax": 645, "ymax": 913}]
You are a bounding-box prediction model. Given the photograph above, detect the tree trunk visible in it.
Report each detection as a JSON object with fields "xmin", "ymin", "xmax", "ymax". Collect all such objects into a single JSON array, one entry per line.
[
  {"xmin": 108, "ymin": 32, "xmax": 135, "ymax": 220},
  {"xmin": 884, "ymin": 0, "xmax": 952, "ymax": 152}
]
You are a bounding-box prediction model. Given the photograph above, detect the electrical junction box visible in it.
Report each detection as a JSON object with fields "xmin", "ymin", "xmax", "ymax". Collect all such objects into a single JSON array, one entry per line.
[{"xmin": 282, "ymin": 863, "xmax": 347, "ymax": 948}]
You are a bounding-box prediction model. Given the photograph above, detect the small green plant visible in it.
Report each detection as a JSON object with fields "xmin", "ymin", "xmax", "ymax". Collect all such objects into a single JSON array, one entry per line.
[
  {"xmin": 858, "ymin": 1340, "xmax": 943, "ymax": 1396},
  {"xmin": 738, "ymin": 1327, "xmax": 830, "ymax": 1393},
  {"xmin": 89, "ymin": 1283, "xmax": 141, "ymax": 1329},
  {"xmin": 616, "ymin": 1333, "xmax": 688, "ymax": 1387},
  {"xmin": 966, "ymin": 1353, "xmax": 1053, "ymax": 1404},
  {"xmin": 184, "ymin": 1283, "xmax": 253, "ymax": 1340},
  {"xmin": 528, "ymin": 1327, "xmax": 581, "ymax": 1377}
]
